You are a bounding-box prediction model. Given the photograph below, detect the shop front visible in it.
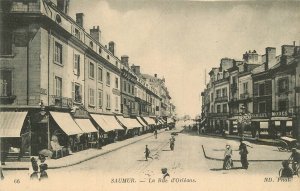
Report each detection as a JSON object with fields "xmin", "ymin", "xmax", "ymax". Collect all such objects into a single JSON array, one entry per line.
[
  {"xmin": 116, "ymin": 116, "xmax": 142, "ymax": 138},
  {"xmin": 136, "ymin": 117, "xmax": 148, "ymax": 134},
  {"xmin": 270, "ymin": 111, "xmax": 294, "ymax": 138},
  {"xmin": 251, "ymin": 113, "xmax": 270, "ymax": 138},
  {"xmin": 0, "ymin": 112, "xmax": 30, "ymax": 162},
  {"xmin": 141, "ymin": 117, "xmax": 156, "ymax": 131},
  {"xmin": 49, "ymin": 111, "xmax": 84, "ymax": 154},
  {"xmin": 90, "ymin": 114, "xmax": 125, "ymax": 144}
]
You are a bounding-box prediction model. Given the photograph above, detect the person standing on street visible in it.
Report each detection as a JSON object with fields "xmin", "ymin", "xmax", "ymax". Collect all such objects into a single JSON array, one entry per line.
[
  {"xmin": 239, "ymin": 139, "xmax": 249, "ymax": 169},
  {"xmin": 223, "ymin": 144, "xmax": 233, "ymax": 170},
  {"xmin": 144, "ymin": 145, "xmax": 152, "ymax": 161},
  {"xmin": 154, "ymin": 129, "xmax": 158, "ymax": 139}
]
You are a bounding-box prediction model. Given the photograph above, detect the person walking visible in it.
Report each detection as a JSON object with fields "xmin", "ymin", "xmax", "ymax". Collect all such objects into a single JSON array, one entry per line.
[
  {"xmin": 154, "ymin": 129, "xmax": 158, "ymax": 139},
  {"xmin": 38, "ymin": 154, "xmax": 48, "ymax": 181},
  {"xmin": 144, "ymin": 145, "xmax": 153, "ymax": 161},
  {"xmin": 223, "ymin": 144, "xmax": 233, "ymax": 170},
  {"xmin": 239, "ymin": 139, "xmax": 249, "ymax": 169}
]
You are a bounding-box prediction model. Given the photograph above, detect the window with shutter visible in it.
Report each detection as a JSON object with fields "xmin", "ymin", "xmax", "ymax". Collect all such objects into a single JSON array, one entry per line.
[
  {"xmin": 253, "ymin": 83, "xmax": 258, "ymax": 97},
  {"xmin": 72, "ymin": 82, "xmax": 75, "ymax": 101},
  {"xmin": 265, "ymin": 80, "xmax": 272, "ymax": 95}
]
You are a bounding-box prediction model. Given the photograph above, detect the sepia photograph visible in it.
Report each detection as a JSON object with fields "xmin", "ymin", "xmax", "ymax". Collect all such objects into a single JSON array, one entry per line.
[{"xmin": 0, "ymin": 0, "xmax": 300, "ymax": 190}]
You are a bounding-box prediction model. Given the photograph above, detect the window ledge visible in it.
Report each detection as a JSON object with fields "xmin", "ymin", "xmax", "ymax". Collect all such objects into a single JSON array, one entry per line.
[
  {"xmin": 88, "ymin": 104, "xmax": 96, "ymax": 108},
  {"xmin": 0, "ymin": 54, "xmax": 14, "ymax": 58},
  {"xmin": 54, "ymin": 61, "xmax": 63, "ymax": 67}
]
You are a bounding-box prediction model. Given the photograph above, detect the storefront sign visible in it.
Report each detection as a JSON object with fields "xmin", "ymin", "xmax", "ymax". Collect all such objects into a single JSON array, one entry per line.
[
  {"xmin": 73, "ymin": 108, "xmax": 89, "ymax": 118},
  {"xmin": 271, "ymin": 110, "xmax": 293, "ymax": 117},
  {"xmin": 251, "ymin": 113, "xmax": 269, "ymax": 118}
]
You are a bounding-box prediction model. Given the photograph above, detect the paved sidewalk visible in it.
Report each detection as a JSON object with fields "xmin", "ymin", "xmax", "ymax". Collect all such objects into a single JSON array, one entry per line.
[{"xmin": 2, "ymin": 129, "xmax": 170, "ymax": 170}]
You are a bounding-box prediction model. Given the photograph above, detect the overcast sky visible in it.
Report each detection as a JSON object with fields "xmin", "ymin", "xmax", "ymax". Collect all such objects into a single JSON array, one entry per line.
[{"xmin": 69, "ymin": 0, "xmax": 300, "ymax": 118}]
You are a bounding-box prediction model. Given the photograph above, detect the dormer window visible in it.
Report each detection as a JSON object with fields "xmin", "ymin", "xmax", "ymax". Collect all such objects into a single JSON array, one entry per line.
[
  {"xmin": 107, "ymin": 55, "xmax": 110, "ymax": 60},
  {"xmin": 90, "ymin": 41, "xmax": 93, "ymax": 49},
  {"xmin": 99, "ymin": 48, "xmax": 102, "ymax": 54}
]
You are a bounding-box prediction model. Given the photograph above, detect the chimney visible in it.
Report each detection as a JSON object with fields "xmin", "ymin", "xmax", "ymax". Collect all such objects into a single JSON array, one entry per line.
[
  {"xmin": 131, "ymin": 65, "xmax": 140, "ymax": 75},
  {"xmin": 76, "ymin": 13, "xmax": 84, "ymax": 28},
  {"xmin": 154, "ymin": 74, "xmax": 157, "ymax": 78},
  {"xmin": 265, "ymin": 47, "xmax": 276, "ymax": 70},
  {"xmin": 121, "ymin": 55, "xmax": 129, "ymax": 67},
  {"xmin": 90, "ymin": 26, "xmax": 101, "ymax": 42},
  {"xmin": 108, "ymin": 41, "xmax": 115, "ymax": 55},
  {"xmin": 57, "ymin": 0, "xmax": 70, "ymax": 14}
]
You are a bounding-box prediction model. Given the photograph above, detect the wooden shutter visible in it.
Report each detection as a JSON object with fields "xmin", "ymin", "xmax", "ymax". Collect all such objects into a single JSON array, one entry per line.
[
  {"xmin": 253, "ymin": 83, "xmax": 258, "ymax": 96},
  {"xmin": 72, "ymin": 82, "xmax": 75, "ymax": 101},
  {"xmin": 265, "ymin": 80, "xmax": 272, "ymax": 95}
]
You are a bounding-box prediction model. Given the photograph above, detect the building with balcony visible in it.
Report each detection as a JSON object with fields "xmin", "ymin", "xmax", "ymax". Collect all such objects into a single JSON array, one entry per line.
[
  {"xmin": 0, "ymin": 0, "xmax": 176, "ymax": 159},
  {"xmin": 269, "ymin": 44, "xmax": 300, "ymax": 138}
]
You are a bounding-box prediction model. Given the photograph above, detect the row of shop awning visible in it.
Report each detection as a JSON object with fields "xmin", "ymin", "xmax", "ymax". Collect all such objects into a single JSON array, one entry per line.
[
  {"xmin": 116, "ymin": 116, "xmax": 142, "ymax": 129},
  {"xmin": 0, "ymin": 111, "xmax": 161, "ymax": 137}
]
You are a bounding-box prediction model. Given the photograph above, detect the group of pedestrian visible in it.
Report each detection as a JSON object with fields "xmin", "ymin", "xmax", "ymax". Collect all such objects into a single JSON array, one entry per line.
[
  {"xmin": 29, "ymin": 154, "xmax": 48, "ymax": 181},
  {"xmin": 223, "ymin": 138, "xmax": 249, "ymax": 170}
]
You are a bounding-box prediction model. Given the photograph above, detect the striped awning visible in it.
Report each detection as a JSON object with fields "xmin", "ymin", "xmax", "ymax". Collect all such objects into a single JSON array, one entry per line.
[
  {"xmin": 91, "ymin": 114, "xmax": 124, "ymax": 132},
  {"xmin": 137, "ymin": 117, "xmax": 147, "ymax": 127},
  {"xmin": 0, "ymin": 112, "xmax": 27, "ymax": 137},
  {"xmin": 116, "ymin": 116, "xmax": 142, "ymax": 129},
  {"xmin": 74, "ymin": 119, "xmax": 98, "ymax": 133},
  {"xmin": 142, "ymin": 117, "xmax": 156, "ymax": 125},
  {"xmin": 50, "ymin": 112, "xmax": 83, "ymax": 135}
]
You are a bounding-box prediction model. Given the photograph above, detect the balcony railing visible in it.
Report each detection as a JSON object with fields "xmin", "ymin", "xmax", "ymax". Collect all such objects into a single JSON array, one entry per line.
[
  {"xmin": 240, "ymin": 92, "xmax": 251, "ymax": 100},
  {"xmin": 49, "ymin": 95, "xmax": 73, "ymax": 108},
  {"xmin": 207, "ymin": 112, "xmax": 229, "ymax": 117},
  {"xmin": 215, "ymin": 96, "xmax": 228, "ymax": 102}
]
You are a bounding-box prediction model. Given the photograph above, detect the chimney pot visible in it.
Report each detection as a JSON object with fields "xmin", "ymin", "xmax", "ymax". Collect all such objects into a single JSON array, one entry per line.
[
  {"xmin": 90, "ymin": 25, "xmax": 101, "ymax": 42},
  {"xmin": 108, "ymin": 41, "xmax": 115, "ymax": 56},
  {"xmin": 121, "ymin": 55, "xmax": 129, "ymax": 67}
]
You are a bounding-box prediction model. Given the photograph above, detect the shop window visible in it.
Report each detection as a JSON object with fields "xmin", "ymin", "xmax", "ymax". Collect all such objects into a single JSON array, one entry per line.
[{"xmin": 0, "ymin": 70, "xmax": 12, "ymax": 96}]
